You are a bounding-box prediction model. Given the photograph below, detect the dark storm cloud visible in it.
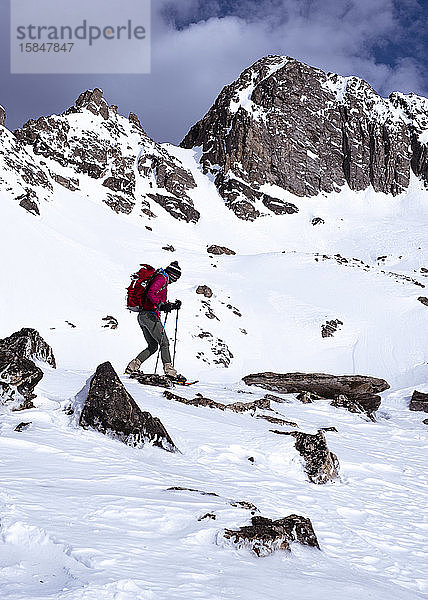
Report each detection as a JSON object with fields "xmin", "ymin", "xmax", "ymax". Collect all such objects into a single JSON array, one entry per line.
[{"xmin": 0, "ymin": 0, "xmax": 426, "ymax": 143}]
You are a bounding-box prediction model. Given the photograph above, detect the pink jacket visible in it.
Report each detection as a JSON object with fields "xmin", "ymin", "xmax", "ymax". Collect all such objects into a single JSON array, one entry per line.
[{"xmin": 144, "ymin": 271, "xmax": 168, "ymax": 314}]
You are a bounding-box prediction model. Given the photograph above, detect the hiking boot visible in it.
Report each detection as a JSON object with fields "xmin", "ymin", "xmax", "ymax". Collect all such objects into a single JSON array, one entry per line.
[
  {"xmin": 163, "ymin": 362, "xmax": 178, "ymax": 378},
  {"xmin": 125, "ymin": 358, "xmax": 142, "ymax": 375}
]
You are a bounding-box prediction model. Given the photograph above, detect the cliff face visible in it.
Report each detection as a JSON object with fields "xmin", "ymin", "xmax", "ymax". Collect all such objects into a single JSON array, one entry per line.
[{"xmin": 181, "ymin": 55, "xmax": 428, "ymax": 220}]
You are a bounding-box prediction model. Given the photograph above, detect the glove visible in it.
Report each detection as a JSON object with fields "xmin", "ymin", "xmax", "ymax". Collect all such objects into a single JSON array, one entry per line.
[
  {"xmin": 172, "ymin": 299, "xmax": 182, "ymax": 310},
  {"xmin": 159, "ymin": 302, "xmax": 174, "ymax": 313}
]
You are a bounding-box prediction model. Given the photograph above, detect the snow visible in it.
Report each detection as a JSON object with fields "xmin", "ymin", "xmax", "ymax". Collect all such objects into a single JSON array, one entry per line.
[
  {"xmin": 0, "ymin": 369, "xmax": 427, "ymax": 599},
  {"xmin": 0, "ymin": 97, "xmax": 428, "ymax": 598}
]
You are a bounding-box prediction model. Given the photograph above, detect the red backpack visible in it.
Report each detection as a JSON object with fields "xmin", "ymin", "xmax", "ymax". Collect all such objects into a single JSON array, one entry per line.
[{"xmin": 126, "ymin": 264, "xmax": 157, "ymax": 312}]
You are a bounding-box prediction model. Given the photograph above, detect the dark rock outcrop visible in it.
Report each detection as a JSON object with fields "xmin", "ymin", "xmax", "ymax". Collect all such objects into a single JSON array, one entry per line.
[
  {"xmin": 101, "ymin": 315, "xmax": 118, "ymax": 330},
  {"xmin": 321, "ymin": 319, "xmax": 343, "ymax": 338},
  {"xmin": 409, "ymin": 390, "xmax": 428, "ymax": 412},
  {"xmin": 418, "ymin": 296, "xmax": 428, "ymax": 307},
  {"xmin": 13, "ymin": 89, "xmax": 199, "ymax": 222},
  {"xmin": 292, "ymin": 431, "xmax": 340, "ymax": 484},
  {"xmin": 196, "ymin": 285, "xmax": 213, "ymax": 298},
  {"xmin": 0, "ymin": 328, "xmax": 56, "ymax": 368},
  {"xmin": 243, "ymin": 372, "xmax": 389, "ymax": 419},
  {"xmin": 79, "ymin": 362, "xmax": 176, "ymax": 451},
  {"xmin": 221, "ymin": 514, "xmax": 319, "ymax": 556},
  {"xmin": 0, "ymin": 349, "xmax": 43, "ymax": 409},
  {"xmin": 207, "ymin": 245, "xmax": 236, "ymax": 256},
  {"xmin": 16, "ymin": 189, "xmax": 40, "ymax": 215},
  {"xmin": 0, "ymin": 105, "xmax": 5, "ymax": 127},
  {"xmin": 182, "ymin": 55, "xmax": 428, "ymax": 220},
  {"xmin": 163, "ymin": 390, "xmax": 270, "ymax": 413},
  {"xmin": 15, "ymin": 422, "xmax": 31, "ymax": 432}
]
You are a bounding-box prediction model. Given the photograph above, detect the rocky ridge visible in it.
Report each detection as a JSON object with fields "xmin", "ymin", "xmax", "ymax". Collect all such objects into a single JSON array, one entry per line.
[{"xmin": 181, "ymin": 55, "xmax": 428, "ymax": 220}]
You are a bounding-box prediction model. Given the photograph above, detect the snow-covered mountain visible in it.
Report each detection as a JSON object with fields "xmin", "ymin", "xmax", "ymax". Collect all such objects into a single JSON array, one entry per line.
[{"xmin": 0, "ymin": 56, "xmax": 427, "ymax": 599}]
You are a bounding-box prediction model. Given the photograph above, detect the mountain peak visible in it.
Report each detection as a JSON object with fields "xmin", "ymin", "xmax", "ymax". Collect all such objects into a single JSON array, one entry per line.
[{"xmin": 181, "ymin": 54, "xmax": 428, "ymax": 221}]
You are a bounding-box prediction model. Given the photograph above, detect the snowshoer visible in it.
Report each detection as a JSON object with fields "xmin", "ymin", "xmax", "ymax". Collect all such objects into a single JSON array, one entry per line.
[{"xmin": 125, "ymin": 261, "xmax": 183, "ymax": 380}]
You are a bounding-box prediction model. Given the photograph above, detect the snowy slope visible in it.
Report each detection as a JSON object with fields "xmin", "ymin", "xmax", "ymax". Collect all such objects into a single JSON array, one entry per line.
[
  {"xmin": 0, "ymin": 367, "xmax": 427, "ymax": 599},
  {"xmin": 1, "ymin": 78, "xmax": 428, "ymax": 599}
]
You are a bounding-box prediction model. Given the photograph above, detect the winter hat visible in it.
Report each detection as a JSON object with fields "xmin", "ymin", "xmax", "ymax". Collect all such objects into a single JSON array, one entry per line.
[{"xmin": 165, "ymin": 261, "xmax": 181, "ymax": 282}]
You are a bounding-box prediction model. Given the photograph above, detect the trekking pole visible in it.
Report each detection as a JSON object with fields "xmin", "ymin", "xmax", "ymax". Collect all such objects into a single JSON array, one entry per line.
[
  {"xmin": 172, "ymin": 308, "xmax": 179, "ymax": 367},
  {"xmin": 155, "ymin": 312, "xmax": 168, "ymax": 374}
]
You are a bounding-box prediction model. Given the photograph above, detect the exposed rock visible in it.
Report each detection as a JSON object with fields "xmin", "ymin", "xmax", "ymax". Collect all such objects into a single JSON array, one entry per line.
[
  {"xmin": 330, "ymin": 393, "xmax": 373, "ymax": 419},
  {"xmin": 0, "ymin": 105, "xmax": 5, "ymax": 127},
  {"xmin": 297, "ymin": 391, "xmax": 319, "ymax": 404},
  {"xmin": 196, "ymin": 285, "xmax": 213, "ymax": 298},
  {"xmin": 319, "ymin": 426, "xmax": 338, "ymax": 432},
  {"xmin": 101, "ymin": 315, "xmax": 118, "ymax": 330},
  {"xmin": 128, "ymin": 372, "xmax": 173, "ymax": 388},
  {"xmin": 103, "ymin": 193, "xmax": 135, "ymax": 215},
  {"xmin": 74, "ymin": 88, "xmax": 110, "ymax": 120},
  {"xmin": 312, "ymin": 217, "xmax": 325, "ymax": 225},
  {"xmin": 292, "ymin": 431, "xmax": 340, "ymax": 484},
  {"xmin": 53, "ymin": 174, "xmax": 79, "ymax": 191},
  {"xmin": 198, "ymin": 513, "xmax": 216, "ymax": 521},
  {"xmin": 321, "ymin": 319, "xmax": 343, "ymax": 338},
  {"xmin": 79, "ymin": 362, "xmax": 176, "ymax": 451},
  {"xmin": 15, "ymin": 422, "xmax": 31, "ymax": 432},
  {"xmin": 147, "ymin": 192, "xmax": 200, "ymax": 223},
  {"xmin": 207, "ymin": 245, "xmax": 236, "ymax": 255},
  {"xmin": 182, "ymin": 55, "xmax": 422, "ymax": 220},
  {"xmin": 13, "ymin": 89, "xmax": 199, "ymax": 222},
  {"xmin": 263, "ymin": 393, "xmax": 292, "ymax": 404},
  {"xmin": 162, "ymin": 244, "xmax": 175, "ymax": 252},
  {"xmin": 65, "ymin": 321, "xmax": 76, "ymax": 328},
  {"xmin": 243, "ymin": 372, "xmax": 388, "ymax": 418},
  {"xmin": 16, "ymin": 189, "xmax": 40, "ymax": 216},
  {"xmin": 221, "ymin": 514, "xmax": 319, "ymax": 556},
  {"xmin": 163, "ymin": 390, "xmax": 270, "ymax": 413},
  {"xmin": 409, "ymin": 390, "xmax": 428, "ymax": 412},
  {"xmin": 423, "ymin": 419, "xmax": 428, "ymax": 425},
  {"xmin": 226, "ymin": 304, "xmax": 241, "ymax": 316},
  {"xmin": 256, "ymin": 414, "xmax": 297, "ymax": 427},
  {"xmin": 167, "ymin": 487, "xmax": 259, "ymax": 514},
  {"xmin": 0, "ymin": 328, "xmax": 56, "ymax": 368},
  {"xmin": 261, "ymin": 194, "xmax": 298, "ymax": 215},
  {"xmin": 128, "ymin": 112, "xmax": 146, "ymax": 133},
  {"xmin": 0, "ymin": 349, "xmax": 43, "ymax": 409},
  {"xmin": 417, "ymin": 296, "xmax": 428, "ymax": 307},
  {"xmin": 195, "ymin": 330, "xmax": 233, "ymax": 368}
]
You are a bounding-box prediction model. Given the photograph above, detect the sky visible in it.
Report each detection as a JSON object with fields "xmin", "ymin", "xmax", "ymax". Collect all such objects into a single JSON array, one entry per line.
[{"xmin": 0, "ymin": 0, "xmax": 427, "ymax": 144}]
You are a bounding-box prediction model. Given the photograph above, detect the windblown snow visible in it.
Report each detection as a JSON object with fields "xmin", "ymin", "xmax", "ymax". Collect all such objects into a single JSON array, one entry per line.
[{"xmin": 0, "ymin": 97, "xmax": 427, "ymax": 599}]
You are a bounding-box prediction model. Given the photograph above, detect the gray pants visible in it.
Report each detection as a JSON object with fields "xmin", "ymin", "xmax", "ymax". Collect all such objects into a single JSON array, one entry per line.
[{"xmin": 136, "ymin": 311, "xmax": 171, "ymax": 365}]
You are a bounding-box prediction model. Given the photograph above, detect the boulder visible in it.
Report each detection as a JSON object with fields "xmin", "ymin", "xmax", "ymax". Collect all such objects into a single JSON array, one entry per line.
[
  {"xmin": 221, "ymin": 514, "xmax": 319, "ymax": 556},
  {"xmin": 292, "ymin": 431, "xmax": 340, "ymax": 484},
  {"xmin": 79, "ymin": 362, "xmax": 176, "ymax": 451},
  {"xmin": 196, "ymin": 285, "xmax": 213, "ymax": 298},
  {"xmin": 163, "ymin": 390, "xmax": 270, "ymax": 413},
  {"xmin": 0, "ymin": 349, "xmax": 43, "ymax": 409},
  {"xmin": 207, "ymin": 245, "xmax": 236, "ymax": 255},
  {"xmin": 242, "ymin": 372, "xmax": 389, "ymax": 419},
  {"xmin": 0, "ymin": 328, "xmax": 56, "ymax": 368},
  {"xmin": 409, "ymin": 390, "xmax": 428, "ymax": 413}
]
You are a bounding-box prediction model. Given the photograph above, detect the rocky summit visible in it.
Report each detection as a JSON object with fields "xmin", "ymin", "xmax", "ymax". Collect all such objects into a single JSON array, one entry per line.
[{"xmin": 181, "ymin": 55, "xmax": 428, "ymax": 220}]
